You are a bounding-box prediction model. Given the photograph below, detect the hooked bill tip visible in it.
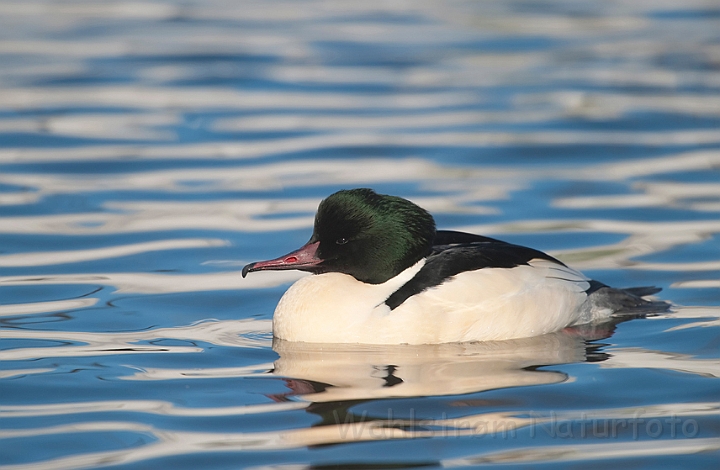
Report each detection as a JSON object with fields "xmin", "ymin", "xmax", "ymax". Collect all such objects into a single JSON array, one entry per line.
[{"xmin": 241, "ymin": 263, "xmax": 255, "ymax": 278}]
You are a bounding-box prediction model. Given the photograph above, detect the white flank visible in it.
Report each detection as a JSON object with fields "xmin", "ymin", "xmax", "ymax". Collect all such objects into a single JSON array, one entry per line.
[{"xmin": 273, "ymin": 258, "xmax": 600, "ymax": 344}]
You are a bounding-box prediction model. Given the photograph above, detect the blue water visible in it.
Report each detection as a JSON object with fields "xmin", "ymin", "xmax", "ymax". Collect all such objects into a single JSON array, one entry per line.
[{"xmin": 1, "ymin": 1, "xmax": 720, "ymax": 468}]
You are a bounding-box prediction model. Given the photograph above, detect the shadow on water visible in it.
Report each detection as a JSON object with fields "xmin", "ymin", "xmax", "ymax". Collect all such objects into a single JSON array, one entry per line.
[
  {"xmin": 268, "ymin": 323, "xmax": 619, "ymax": 444},
  {"xmin": 270, "ymin": 323, "xmax": 617, "ymax": 406}
]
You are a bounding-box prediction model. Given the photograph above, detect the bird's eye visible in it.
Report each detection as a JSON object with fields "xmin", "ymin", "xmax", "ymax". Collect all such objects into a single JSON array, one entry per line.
[{"xmin": 335, "ymin": 237, "xmax": 349, "ymax": 245}]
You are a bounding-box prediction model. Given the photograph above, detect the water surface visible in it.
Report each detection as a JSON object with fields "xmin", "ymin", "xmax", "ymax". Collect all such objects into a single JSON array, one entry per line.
[{"xmin": 1, "ymin": 1, "xmax": 720, "ymax": 469}]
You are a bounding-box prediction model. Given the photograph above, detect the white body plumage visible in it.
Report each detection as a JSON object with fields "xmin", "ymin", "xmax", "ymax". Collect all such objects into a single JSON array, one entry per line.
[{"xmin": 273, "ymin": 258, "xmax": 603, "ymax": 344}]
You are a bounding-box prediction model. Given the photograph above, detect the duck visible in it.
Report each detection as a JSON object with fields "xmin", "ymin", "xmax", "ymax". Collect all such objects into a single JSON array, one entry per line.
[{"xmin": 242, "ymin": 188, "xmax": 667, "ymax": 344}]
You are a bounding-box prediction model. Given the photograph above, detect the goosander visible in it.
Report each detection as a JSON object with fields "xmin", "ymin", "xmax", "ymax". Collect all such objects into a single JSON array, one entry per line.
[{"xmin": 243, "ymin": 188, "xmax": 667, "ymax": 344}]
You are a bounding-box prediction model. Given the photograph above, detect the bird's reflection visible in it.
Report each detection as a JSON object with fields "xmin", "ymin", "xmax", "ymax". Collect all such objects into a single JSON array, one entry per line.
[{"xmin": 268, "ymin": 321, "xmax": 620, "ymax": 442}]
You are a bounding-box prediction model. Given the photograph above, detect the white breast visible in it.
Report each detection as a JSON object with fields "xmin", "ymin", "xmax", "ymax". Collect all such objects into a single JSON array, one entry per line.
[
  {"xmin": 272, "ymin": 258, "xmax": 595, "ymax": 344},
  {"xmin": 272, "ymin": 260, "xmax": 425, "ymax": 343}
]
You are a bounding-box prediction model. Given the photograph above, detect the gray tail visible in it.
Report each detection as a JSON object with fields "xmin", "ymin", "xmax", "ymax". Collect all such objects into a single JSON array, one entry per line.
[
  {"xmin": 589, "ymin": 285, "xmax": 670, "ymax": 316},
  {"xmin": 621, "ymin": 286, "xmax": 662, "ymax": 297}
]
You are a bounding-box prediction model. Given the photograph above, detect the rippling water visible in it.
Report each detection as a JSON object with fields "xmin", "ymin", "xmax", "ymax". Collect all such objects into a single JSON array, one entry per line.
[{"xmin": 1, "ymin": 1, "xmax": 720, "ymax": 468}]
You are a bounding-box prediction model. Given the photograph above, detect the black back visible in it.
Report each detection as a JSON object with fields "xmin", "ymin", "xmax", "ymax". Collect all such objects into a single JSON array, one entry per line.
[{"xmin": 385, "ymin": 232, "xmax": 566, "ymax": 310}]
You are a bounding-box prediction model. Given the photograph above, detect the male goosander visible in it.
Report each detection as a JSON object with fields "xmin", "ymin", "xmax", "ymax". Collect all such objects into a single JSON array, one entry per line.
[{"xmin": 243, "ymin": 188, "xmax": 667, "ymax": 344}]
